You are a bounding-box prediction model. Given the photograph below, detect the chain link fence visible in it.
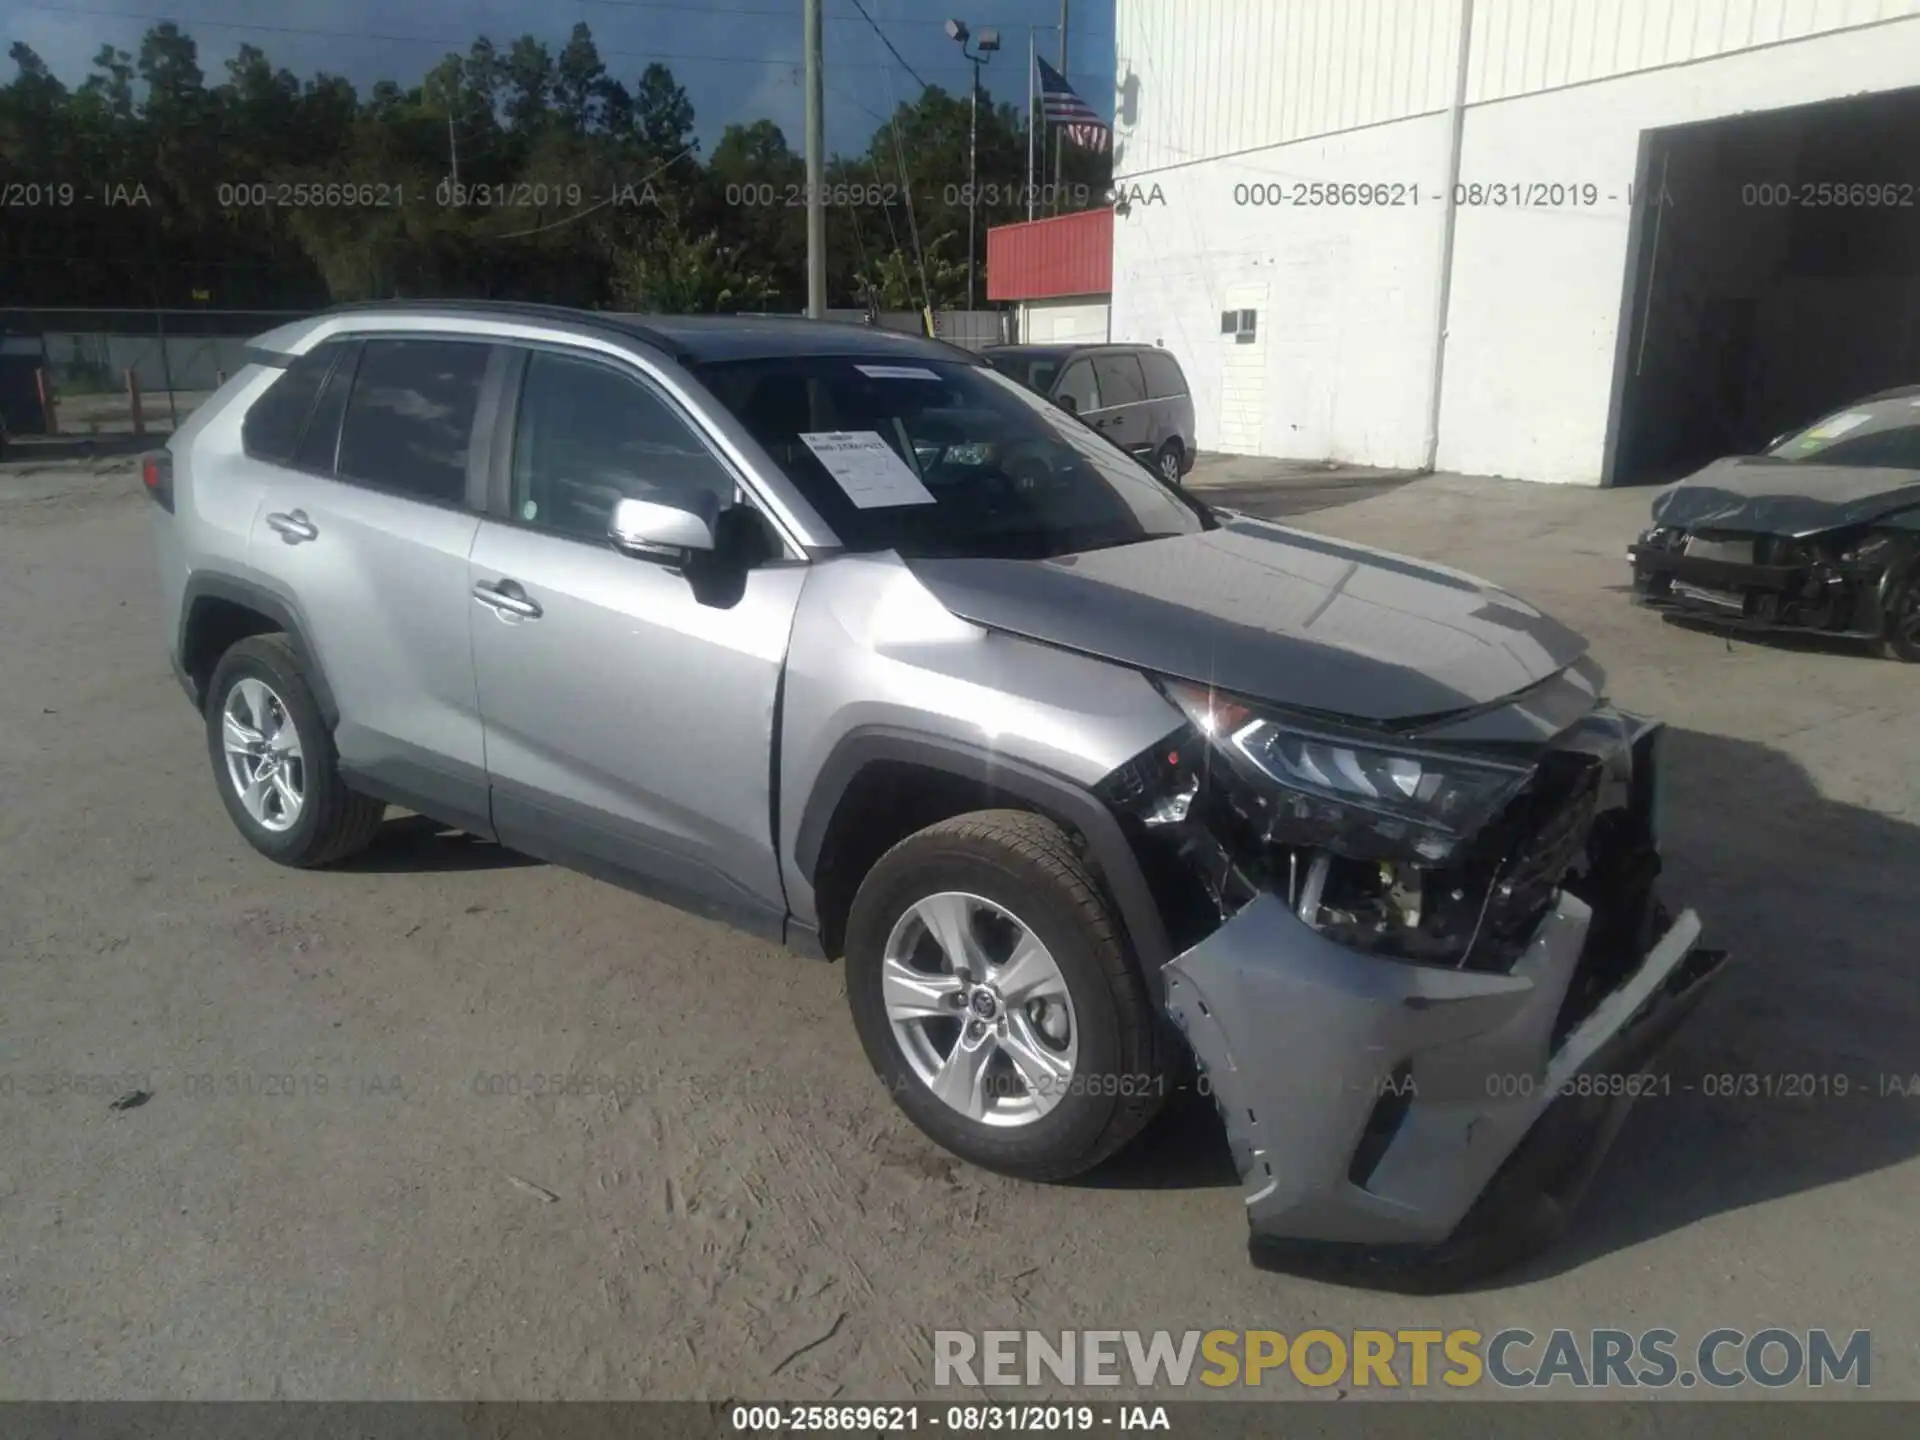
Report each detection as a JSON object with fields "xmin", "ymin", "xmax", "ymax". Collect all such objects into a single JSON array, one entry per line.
[{"xmin": 1, "ymin": 308, "xmax": 305, "ymax": 438}]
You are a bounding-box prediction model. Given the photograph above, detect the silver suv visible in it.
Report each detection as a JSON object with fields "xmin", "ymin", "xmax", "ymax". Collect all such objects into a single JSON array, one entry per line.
[{"xmin": 148, "ymin": 302, "xmax": 1724, "ymax": 1286}]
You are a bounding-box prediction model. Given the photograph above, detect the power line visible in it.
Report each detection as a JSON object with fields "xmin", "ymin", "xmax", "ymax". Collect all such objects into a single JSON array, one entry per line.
[{"xmin": 841, "ymin": 0, "xmax": 931, "ymax": 91}]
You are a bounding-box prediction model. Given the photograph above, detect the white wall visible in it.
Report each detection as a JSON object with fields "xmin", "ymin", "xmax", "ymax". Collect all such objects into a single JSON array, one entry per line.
[
  {"xmin": 1110, "ymin": 116, "xmax": 1453, "ymax": 466},
  {"xmin": 1439, "ymin": 17, "xmax": 1920, "ymax": 482},
  {"xmin": 1020, "ymin": 297, "xmax": 1111, "ymax": 344},
  {"xmin": 1111, "ymin": 0, "xmax": 1920, "ymax": 481}
]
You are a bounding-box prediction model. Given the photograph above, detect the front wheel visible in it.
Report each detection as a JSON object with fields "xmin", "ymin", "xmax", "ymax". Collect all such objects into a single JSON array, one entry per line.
[
  {"xmin": 1877, "ymin": 565, "xmax": 1920, "ymax": 662},
  {"xmin": 1155, "ymin": 439, "xmax": 1185, "ymax": 486},
  {"xmin": 844, "ymin": 810, "xmax": 1168, "ymax": 1181}
]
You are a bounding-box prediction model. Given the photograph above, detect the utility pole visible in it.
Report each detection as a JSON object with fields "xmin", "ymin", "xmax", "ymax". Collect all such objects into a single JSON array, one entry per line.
[
  {"xmin": 1051, "ymin": 0, "xmax": 1068, "ymax": 214},
  {"xmin": 804, "ymin": 0, "xmax": 827, "ymax": 318},
  {"xmin": 447, "ymin": 60, "xmax": 461, "ymax": 188}
]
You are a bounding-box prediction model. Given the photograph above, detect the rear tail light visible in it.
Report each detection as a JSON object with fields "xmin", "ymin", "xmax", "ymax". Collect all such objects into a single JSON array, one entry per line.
[{"xmin": 141, "ymin": 451, "xmax": 174, "ymax": 512}]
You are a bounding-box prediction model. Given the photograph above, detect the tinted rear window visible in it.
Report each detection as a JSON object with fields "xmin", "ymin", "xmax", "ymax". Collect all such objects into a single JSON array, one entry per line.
[
  {"xmin": 1092, "ymin": 353, "xmax": 1147, "ymax": 407},
  {"xmin": 336, "ymin": 339, "xmax": 490, "ymax": 505},
  {"xmin": 240, "ymin": 343, "xmax": 343, "ymax": 463},
  {"xmin": 292, "ymin": 342, "xmax": 359, "ymax": 474},
  {"xmin": 1141, "ymin": 351, "xmax": 1187, "ymax": 399}
]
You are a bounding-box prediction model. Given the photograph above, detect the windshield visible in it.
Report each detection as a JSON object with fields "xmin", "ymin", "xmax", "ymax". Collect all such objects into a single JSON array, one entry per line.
[
  {"xmin": 693, "ymin": 356, "xmax": 1208, "ymax": 559},
  {"xmin": 1766, "ymin": 394, "xmax": 1920, "ymax": 469}
]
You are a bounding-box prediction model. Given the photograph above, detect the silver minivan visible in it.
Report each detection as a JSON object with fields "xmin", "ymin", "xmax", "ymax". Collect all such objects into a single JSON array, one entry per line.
[{"xmin": 984, "ymin": 343, "xmax": 1196, "ymax": 486}]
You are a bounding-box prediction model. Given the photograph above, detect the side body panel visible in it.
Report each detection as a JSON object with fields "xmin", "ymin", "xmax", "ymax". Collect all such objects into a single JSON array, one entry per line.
[
  {"xmin": 247, "ymin": 468, "xmax": 487, "ymax": 830},
  {"xmin": 776, "ymin": 552, "xmax": 1186, "ymax": 930},
  {"xmin": 468, "ymin": 520, "xmax": 805, "ymax": 927},
  {"xmin": 157, "ymin": 365, "xmax": 290, "ymax": 672}
]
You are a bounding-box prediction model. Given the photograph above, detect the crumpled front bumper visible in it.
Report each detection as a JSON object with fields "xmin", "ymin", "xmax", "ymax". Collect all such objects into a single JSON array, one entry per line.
[{"xmin": 1164, "ymin": 885, "xmax": 1727, "ymax": 1290}]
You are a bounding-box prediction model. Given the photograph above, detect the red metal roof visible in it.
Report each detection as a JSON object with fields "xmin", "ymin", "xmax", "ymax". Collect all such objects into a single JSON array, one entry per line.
[{"xmin": 986, "ymin": 208, "xmax": 1112, "ymax": 302}]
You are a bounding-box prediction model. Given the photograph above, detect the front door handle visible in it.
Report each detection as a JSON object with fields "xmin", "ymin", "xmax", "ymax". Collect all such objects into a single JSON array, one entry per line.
[
  {"xmin": 265, "ymin": 510, "xmax": 318, "ymax": 543},
  {"xmin": 472, "ymin": 578, "xmax": 543, "ymax": 619}
]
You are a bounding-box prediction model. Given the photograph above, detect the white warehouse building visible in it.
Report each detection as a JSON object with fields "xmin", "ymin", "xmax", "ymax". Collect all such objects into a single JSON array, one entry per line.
[{"xmin": 1108, "ymin": 0, "xmax": 1920, "ymax": 485}]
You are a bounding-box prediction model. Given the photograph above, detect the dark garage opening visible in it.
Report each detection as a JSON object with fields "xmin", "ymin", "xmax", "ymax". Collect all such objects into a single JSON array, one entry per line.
[{"xmin": 1606, "ymin": 85, "xmax": 1920, "ymax": 487}]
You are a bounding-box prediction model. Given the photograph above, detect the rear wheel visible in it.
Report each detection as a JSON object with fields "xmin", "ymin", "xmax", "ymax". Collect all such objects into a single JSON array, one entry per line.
[
  {"xmin": 1877, "ymin": 566, "xmax": 1920, "ymax": 662},
  {"xmin": 205, "ymin": 635, "xmax": 385, "ymax": 866},
  {"xmin": 844, "ymin": 810, "xmax": 1168, "ymax": 1181}
]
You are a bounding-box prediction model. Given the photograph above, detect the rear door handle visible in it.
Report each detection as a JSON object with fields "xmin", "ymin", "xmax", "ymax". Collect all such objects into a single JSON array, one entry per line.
[
  {"xmin": 265, "ymin": 510, "xmax": 318, "ymax": 543},
  {"xmin": 472, "ymin": 578, "xmax": 543, "ymax": 619}
]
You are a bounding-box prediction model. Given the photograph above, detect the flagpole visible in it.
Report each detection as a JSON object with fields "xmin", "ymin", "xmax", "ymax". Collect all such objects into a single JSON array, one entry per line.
[{"xmin": 1026, "ymin": 28, "xmax": 1036, "ymax": 222}]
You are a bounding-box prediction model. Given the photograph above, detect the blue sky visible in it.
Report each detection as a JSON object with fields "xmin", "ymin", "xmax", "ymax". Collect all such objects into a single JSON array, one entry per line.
[{"xmin": 0, "ymin": 0, "xmax": 1115, "ymax": 152}]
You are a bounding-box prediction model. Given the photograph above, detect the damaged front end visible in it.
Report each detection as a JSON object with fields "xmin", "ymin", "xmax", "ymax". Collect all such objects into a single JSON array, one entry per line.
[
  {"xmin": 1629, "ymin": 523, "xmax": 1913, "ymax": 640},
  {"xmin": 1098, "ymin": 673, "xmax": 1727, "ymax": 1289}
]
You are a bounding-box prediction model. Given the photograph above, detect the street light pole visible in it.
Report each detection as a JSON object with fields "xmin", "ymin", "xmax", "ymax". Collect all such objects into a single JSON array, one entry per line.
[
  {"xmin": 946, "ymin": 20, "xmax": 999, "ymax": 317},
  {"xmin": 967, "ymin": 58, "xmax": 978, "ymax": 312}
]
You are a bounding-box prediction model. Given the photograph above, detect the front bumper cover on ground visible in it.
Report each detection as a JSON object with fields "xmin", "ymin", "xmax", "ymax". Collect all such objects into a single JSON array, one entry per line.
[{"xmin": 1164, "ymin": 887, "xmax": 1727, "ymax": 1291}]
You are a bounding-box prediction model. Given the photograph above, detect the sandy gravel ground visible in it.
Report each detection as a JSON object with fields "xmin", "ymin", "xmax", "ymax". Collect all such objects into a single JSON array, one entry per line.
[{"xmin": 0, "ymin": 456, "xmax": 1914, "ymax": 1401}]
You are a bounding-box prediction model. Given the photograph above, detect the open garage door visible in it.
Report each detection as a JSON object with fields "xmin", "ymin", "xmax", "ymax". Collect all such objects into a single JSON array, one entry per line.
[{"xmin": 1605, "ymin": 86, "xmax": 1920, "ymax": 487}]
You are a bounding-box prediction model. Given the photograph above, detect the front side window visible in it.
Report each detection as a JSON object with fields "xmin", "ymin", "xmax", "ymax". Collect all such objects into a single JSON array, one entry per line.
[
  {"xmin": 336, "ymin": 338, "xmax": 490, "ymax": 505},
  {"xmin": 1766, "ymin": 394, "xmax": 1920, "ymax": 469},
  {"xmin": 985, "ymin": 353, "xmax": 1063, "ymax": 397},
  {"xmin": 509, "ymin": 350, "xmax": 737, "ymax": 543},
  {"xmin": 1053, "ymin": 360, "xmax": 1100, "ymax": 414},
  {"xmin": 241, "ymin": 341, "xmax": 344, "ymax": 464},
  {"xmin": 693, "ymin": 355, "xmax": 1207, "ymax": 561}
]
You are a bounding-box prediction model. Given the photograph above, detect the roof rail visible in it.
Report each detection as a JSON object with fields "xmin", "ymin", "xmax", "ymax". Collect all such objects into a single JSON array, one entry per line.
[{"xmin": 316, "ymin": 298, "xmax": 684, "ymax": 358}]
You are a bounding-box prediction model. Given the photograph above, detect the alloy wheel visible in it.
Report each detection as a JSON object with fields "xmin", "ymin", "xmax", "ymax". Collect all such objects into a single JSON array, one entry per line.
[
  {"xmin": 1160, "ymin": 449, "xmax": 1181, "ymax": 483},
  {"xmin": 221, "ymin": 677, "xmax": 306, "ymax": 833},
  {"xmin": 882, "ymin": 891, "xmax": 1079, "ymax": 1128}
]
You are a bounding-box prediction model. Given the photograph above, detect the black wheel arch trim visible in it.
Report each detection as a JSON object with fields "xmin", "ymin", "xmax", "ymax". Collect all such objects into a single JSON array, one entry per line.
[
  {"xmin": 177, "ymin": 573, "xmax": 340, "ymax": 727},
  {"xmin": 793, "ymin": 727, "xmax": 1176, "ymax": 985}
]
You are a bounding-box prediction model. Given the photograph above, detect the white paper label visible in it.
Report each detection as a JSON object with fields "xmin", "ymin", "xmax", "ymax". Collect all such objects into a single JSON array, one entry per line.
[
  {"xmin": 855, "ymin": 364, "xmax": 942, "ymax": 380},
  {"xmin": 798, "ymin": 430, "xmax": 938, "ymax": 508},
  {"xmin": 1805, "ymin": 411, "xmax": 1871, "ymax": 441}
]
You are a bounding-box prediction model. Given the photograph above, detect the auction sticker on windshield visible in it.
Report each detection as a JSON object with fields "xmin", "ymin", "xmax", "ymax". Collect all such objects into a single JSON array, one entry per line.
[
  {"xmin": 800, "ymin": 430, "xmax": 939, "ymax": 508},
  {"xmin": 1804, "ymin": 411, "xmax": 1872, "ymax": 440}
]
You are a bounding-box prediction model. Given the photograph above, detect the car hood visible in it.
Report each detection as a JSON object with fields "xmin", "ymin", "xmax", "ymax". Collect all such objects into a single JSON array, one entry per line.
[
  {"xmin": 904, "ymin": 515, "xmax": 1590, "ymax": 724},
  {"xmin": 1650, "ymin": 456, "xmax": 1920, "ymax": 536}
]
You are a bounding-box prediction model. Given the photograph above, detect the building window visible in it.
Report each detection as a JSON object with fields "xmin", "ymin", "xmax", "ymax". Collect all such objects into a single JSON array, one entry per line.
[{"xmin": 1222, "ymin": 309, "xmax": 1258, "ymax": 344}]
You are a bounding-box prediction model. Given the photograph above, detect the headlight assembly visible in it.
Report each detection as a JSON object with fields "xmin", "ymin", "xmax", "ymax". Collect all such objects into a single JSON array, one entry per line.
[{"xmin": 1162, "ymin": 679, "xmax": 1534, "ymax": 864}]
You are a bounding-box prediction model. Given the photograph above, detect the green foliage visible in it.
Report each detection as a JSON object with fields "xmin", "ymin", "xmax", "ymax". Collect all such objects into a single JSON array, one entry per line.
[
  {"xmin": 0, "ymin": 22, "xmax": 1113, "ymax": 311},
  {"xmin": 611, "ymin": 225, "xmax": 778, "ymax": 313}
]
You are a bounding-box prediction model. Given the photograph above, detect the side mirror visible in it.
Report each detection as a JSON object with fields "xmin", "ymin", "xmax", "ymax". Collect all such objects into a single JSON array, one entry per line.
[
  {"xmin": 608, "ymin": 493, "xmax": 718, "ymax": 563},
  {"xmin": 1056, "ymin": 394, "xmax": 1079, "ymax": 415}
]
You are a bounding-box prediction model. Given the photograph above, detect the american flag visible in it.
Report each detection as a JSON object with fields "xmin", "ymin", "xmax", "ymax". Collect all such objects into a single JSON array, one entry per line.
[{"xmin": 1035, "ymin": 56, "xmax": 1109, "ymax": 151}]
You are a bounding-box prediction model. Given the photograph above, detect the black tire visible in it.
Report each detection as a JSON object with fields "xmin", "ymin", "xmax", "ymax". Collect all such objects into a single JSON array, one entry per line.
[
  {"xmin": 1154, "ymin": 439, "xmax": 1185, "ymax": 486},
  {"xmin": 1876, "ymin": 565, "xmax": 1920, "ymax": 662},
  {"xmin": 204, "ymin": 633, "xmax": 385, "ymax": 867},
  {"xmin": 845, "ymin": 809, "xmax": 1168, "ymax": 1181}
]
